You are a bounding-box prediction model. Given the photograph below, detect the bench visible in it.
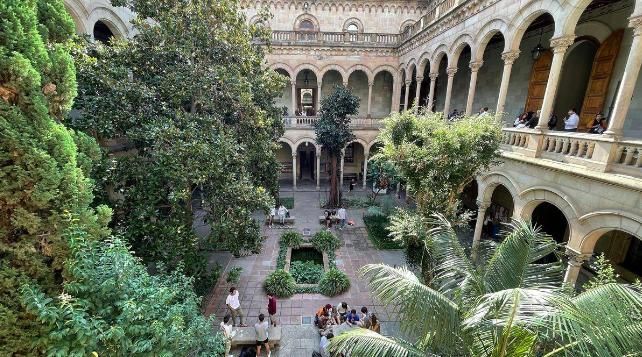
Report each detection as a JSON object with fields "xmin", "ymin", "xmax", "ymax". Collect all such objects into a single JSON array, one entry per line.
[
  {"xmin": 266, "ymin": 217, "xmax": 295, "ymax": 225},
  {"xmin": 319, "ymin": 215, "xmax": 340, "ymax": 224},
  {"xmin": 230, "ymin": 326, "xmax": 282, "ymax": 348}
]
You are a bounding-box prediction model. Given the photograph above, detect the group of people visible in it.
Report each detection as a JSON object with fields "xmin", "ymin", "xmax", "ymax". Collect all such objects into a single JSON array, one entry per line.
[
  {"xmin": 314, "ymin": 303, "xmax": 381, "ymax": 356},
  {"xmin": 513, "ymin": 107, "xmax": 608, "ymax": 134},
  {"xmin": 220, "ymin": 288, "xmax": 279, "ymax": 357},
  {"xmin": 446, "ymin": 106, "xmax": 491, "ymax": 120},
  {"xmin": 267, "ymin": 203, "xmax": 290, "ymax": 227},
  {"xmin": 324, "ymin": 206, "xmax": 348, "ymax": 230}
]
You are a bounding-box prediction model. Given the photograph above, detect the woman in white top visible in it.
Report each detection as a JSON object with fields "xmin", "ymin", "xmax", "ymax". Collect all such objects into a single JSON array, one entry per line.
[
  {"xmin": 277, "ymin": 204, "xmax": 288, "ymax": 224},
  {"xmin": 268, "ymin": 205, "xmax": 276, "ymax": 227}
]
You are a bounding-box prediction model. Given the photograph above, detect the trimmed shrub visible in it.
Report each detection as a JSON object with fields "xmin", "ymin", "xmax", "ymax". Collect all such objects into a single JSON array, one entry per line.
[
  {"xmin": 290, "ymin": 261, "xmax": 324, "ymax": 284},
  {"xmin": 318, "ymin": 268, "xmax": 350, "ymax": 296},
  {"xmin": 226, "ymin": 267, "xmax": 242, "ymax": 284},
  {"xmin": 311, "ymin": 230, "xmax": 341, "ymax": 252},
  {"xmin": 280, "ymin": 230, "xmax": 303, "ymax": 249},
  {"xmin": 366, "ymin": 206, "xmax": 385, "ymax": 217},
  {"xmin": 363, "ymin": 215, "xmax": 402, "ymax": 249},
  {"xmin": 264, "ymin": 269, "xmax": 296, "ymax": 298}
]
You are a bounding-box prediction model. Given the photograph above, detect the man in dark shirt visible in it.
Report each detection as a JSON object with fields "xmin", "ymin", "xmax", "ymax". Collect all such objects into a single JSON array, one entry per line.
[{"xmin": 267, "ymin": 293, "xmax": 277, "ymax": 327}]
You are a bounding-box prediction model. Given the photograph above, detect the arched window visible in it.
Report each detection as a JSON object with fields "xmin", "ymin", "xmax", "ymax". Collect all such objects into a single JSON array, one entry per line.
[
  {"xmin": 299, "ymin": 20, "xmax": 315, "ymax": 31},
  {"xmin": 346, "ymin": 23, "xmax": 359, "ymax": 33},
  {"xmin": 93, "ymin": 21, "xmax": 114, "ymax": 44}
]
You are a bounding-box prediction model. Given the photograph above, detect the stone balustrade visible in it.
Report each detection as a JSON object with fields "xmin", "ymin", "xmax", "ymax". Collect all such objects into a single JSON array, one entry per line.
[
  {"xmin": 270, "ymin": 31, "xmax": 401, "ymax": 47},
  {"xmin": 283, "ymin": 116, "xmax": 383, "ymax": 129},
  {"xmin": 501, "ymin": 128, "xmax": 642, "ymax": 177}
]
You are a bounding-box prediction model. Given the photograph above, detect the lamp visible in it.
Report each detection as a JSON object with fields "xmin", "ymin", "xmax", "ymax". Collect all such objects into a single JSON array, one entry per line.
[{"xmin": 531, "ymin": 28, "xmax": 546, "ymax": 60}]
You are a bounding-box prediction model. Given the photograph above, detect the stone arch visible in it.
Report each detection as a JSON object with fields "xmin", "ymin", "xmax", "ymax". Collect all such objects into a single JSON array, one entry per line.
[
  {"xmin": 293, "ymin": 137, "xmax": 321, "ymax": 153},
  {"xmin": 373, "ymin": 65, "xmax": 399, "ymax": 82},
  {"xmin": 88, "ymin": 7, "xmax": 130, "ymax": 38},
  {"xmin": 506, "ymin": 1, "xmax": 561, "ymax": 51},
  {"xmin": 478, "ymin": 172, "xmax": 520, "ymax": 204},
  {"xmin": 575, "ymin": 211, "xmax": 642, "ymax": 254},
  {"xmin": 405, "ymin": 60, "xmax": 417, "ymax": 78},
  {"xmin": 430, "ymin": 45, "xmax": 449, "ymax": 72},
  {"xmin": 574, "ymin": 20, "xmax": 613, "ymax": 44},
  {"xmin": 366, "ymin": 139, "xmax": 382, "ymax": 155},
  {"xmin": 293, "ymin": 13, "xmax": 320, "ymax": 31},
  {"xmin": 449, "ymin": 34, "xmax": 475, "ymax": 65},
  {"xmin": 343, "ymin": 17, "xmax": 364, "ymax": 33},
  {"xmin": 64, "ymin": 0, "xmax": 89, "ymax": 34},
  {"xmin": 346, "ymin": 138, "xmax": 369, "ymax": 151},
  {"xmin": 320, "ymin": 65, "xmax": 347, "ymax": 84},
  {"xmin": 278, "ymin": 137, "xmax": 296, "ymax": 152},
  {"xmin": 400, "ymin": 19, "xmax": 415, "ymax": 33},
  {"xmin": 293, "ymin": 63, "xmax": 321, "ymax": 79},
  {"xmin": 518, "ymin": 186, "xmax": 579, "ymax": 223},
  {"xmin": 270, "ymin": 63, "xmax": 294, "ymax": 78},
  {"xmin": 417, "ymin": 52, "xmax": 431, "ymax": 75},
  {"xmin": 473, "ymin": 18, "xmax": 509, "ymax": 61},
  {"xmin": 561, "ymin": 0, "xmax": 594, "ymax": 38},
  {"xmin": 347, "ymin": 64, "xmax": 374, "ymax": 83}
]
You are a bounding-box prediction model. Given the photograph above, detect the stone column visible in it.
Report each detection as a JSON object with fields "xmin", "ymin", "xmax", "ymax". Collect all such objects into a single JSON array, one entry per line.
[
  {"xmin": 362, "ymin": 152, "xmax": 369, "ymax": 189},
  {"xmin": 343, "ymin": 81, "xmax": 348, "ymax": 87},
  {"xmin": 339, "ymin": 149, "xmax": 345, "ymax": 189},
  {"xmin": 403, "ymin": 80, "xmax": 411, "ymax": 111},
  {"xmin": 465, "ymin": 61, "xmax": 484, "ymax": 116},
  {"xmin": 317, "ymin": 82, "xmax": 322, "ymax": 113},
  {"xmin": 292, "ymin": 153, "xmax": 297, "ymax": 190},
  {"xmin": 564, "ymin": 249, "xmax": 592, "ymax": 289},
  {"xmin": 414, "ymin": 76, "xmax": 423, "ymax": 112},
  {"xmin": 427, "ymin": 72, "xmax": 438, "ymax": 112},
  {"xmin": 443, "ymin": 67, "xmax": 458, "ymax": 116},
  {"xmin": 471, "ymin": 202, "xmax": 490, "ymax": 250},
  {"xmin": 604, "ymin": 16, "xmax": 642, "ymax": 137},
  {"xmin": 367, "ymin": 81, "xmax": 374, "ymax": 118},
  {"xmin": 291, "ymin": 80, "xmax": 297, "ymax": 116},
  {"xmin": 537, "ymin": 36, "xmax": 576, "ymax": 129},
  {"xmin": 496, "ymin": 51, "xmax": 520, "ymax": 116},
  {"xmin": 316, "ymin": 151, "xmax": 321, "ymax": 191},
  {"xmin": 392, "ymin": 78, "xmax": 401, "ymax": 113}
]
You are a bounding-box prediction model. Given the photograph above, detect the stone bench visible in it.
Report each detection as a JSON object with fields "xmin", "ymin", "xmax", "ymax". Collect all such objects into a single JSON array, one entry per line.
[
  {"xmin": 267, "ymin": 217, "xmax": 295, "ymax": 225},
  {"xmin": 230, "ymin": 326, "xmax": 281, "ymax": 348},
  {"xmin": 319, "ymin": 215, "xmax": 340, "ymax": 224}
]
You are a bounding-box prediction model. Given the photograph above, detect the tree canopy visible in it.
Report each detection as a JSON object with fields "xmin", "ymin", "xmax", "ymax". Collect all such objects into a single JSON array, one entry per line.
[{"xmin": 70, "ymin": 0, "xmax": 286, "ymax": 288}]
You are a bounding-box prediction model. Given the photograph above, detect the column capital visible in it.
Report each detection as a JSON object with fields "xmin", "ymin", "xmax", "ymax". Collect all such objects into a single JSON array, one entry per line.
[
  {"xmin": 566, "ymin": 248, "xmax": 592, "ymax": 267},
  {"xmin": 368, "ymin": 81, "xmax": 374, "ymax": 87},
  {"xmin": 429, "ymin": 72, "xmax": 439, "ymax": 80},
  {"xmin": 446, "ymin": 67, "xmax": 458, "ymax": 77},
  {"xmin": 477, "ymin": 201, "xmax": 491, "ymax": 209},
  {"xmin": 404, "ymin": 80, "xmax": 412, "ymax": 87},
  {"xmin": 550, "ymin": 35, "xmax": 576, "ymax": 54},
  {"xmin": 342, "ymin": 81, "xmax": 348, "ymax": 87},
  {"xmin": 292, "ymin": 152, "xmax": 297, "ymax": 158},
  {"xmin": 290, "ymin": 80, "xmax": 296, "ymax": 86},
  {"xmin": 501, "ymin": 50, "xmax": 520, "ymax": 65},
  {"xmin": 630, "ymin": 14, "xmax": 642, "ymax": 36},
  {"xmin": 469, "ymin": 61, "xmax": 484, "ymax": 72},
  {"xmin": 316, "ymin": 152, "xmax": 321, "ymax": 158},
  {"xmin": 416, "ymin": 75, "xmax": 424, "ymax": 82}
]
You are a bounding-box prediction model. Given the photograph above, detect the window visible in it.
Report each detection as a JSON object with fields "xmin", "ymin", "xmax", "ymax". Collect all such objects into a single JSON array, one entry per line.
[
  {"xmin": 299, "ymin": 20, "xmax": 314, "ymax": 31},
  {"xmin": 346, "ymin": 23, "xmax": 359, "ymax": 32}
]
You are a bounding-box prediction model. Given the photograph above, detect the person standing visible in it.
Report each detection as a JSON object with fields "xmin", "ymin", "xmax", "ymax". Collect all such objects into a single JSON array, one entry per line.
[
  {"xmin": 267, "ymin": 293, "xmax": 278, "ymax": 327},
  {"xmin": 226, "ymin": 287, "xmax": 247, "ymax": 327},
  {"xmin": 547, "ymin": 114, "xmax": 558, "ymax": 130},
  {"xmin": 337, "ymin": 206, "xmax": 347, "ymax": 230},
  {"xmin": 564, "ymin": 108, "xmax": 579, "ymax": 132},
  {"xmin": 277, "ymin": 203, "xmax": 288, "ymax": 225},
  {"xmin": 268, "ymin": 204, "xmax": 276, "ymax": 228},
  {"xmin": 254, "ymin": 314, "xmax": 271, "ymax": 357},
  {"xmin": 349, "ymin": 178, "xmax": 355, "ymax": 192},
  {"xmin": 220, "ymin": 315, "xmax": 235, "ymax": 357}
]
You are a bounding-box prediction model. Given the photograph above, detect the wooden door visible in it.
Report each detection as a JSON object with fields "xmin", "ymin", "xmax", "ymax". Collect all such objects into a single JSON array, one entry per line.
[
  {"xmin": 524, "ymin": 50, "xmax": 553, "ymax": 113},
  {"xmin": 579, "ymin": 29, "xmax": 623, "ymax": 128}
]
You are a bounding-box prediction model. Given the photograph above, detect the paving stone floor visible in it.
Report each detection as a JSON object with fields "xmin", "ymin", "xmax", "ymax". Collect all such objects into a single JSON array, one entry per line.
[{"xmin": 204, "ymin": 189, "xmax": 407, "ymax": 356}]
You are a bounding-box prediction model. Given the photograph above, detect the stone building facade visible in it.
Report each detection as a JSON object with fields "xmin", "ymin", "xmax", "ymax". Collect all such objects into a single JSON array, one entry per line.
[{"xmin": 64, "ymin": 0, "xmax": 641, "ymax": 288}]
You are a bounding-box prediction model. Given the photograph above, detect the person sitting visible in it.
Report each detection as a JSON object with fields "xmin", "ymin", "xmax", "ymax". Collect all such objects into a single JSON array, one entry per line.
[
  {"xmin": 368, "ymin": 314, "xmax": 381, "ymax": 334},
  {"xmin": 548, "ymin": 114, "xmax": 558, "ymax": 130},
  {"xmin": 336, "ymin": 302, "xmax": 349, "ymax": 321},
  {"xmin": 320, "ymin": 333, "xmax": 334, "ymax": 357},
  {"xmin": 318, "ymin": 312, "xmax": 333, "ymax": 336},
  {"xmin": 589, "ymin": 113, "xmax": 607, "ymax": 134},
  {"xmin": 514, "ymin": 112, "xmax": 528, "ymax": 128},
  {"xmin": 277, "ymin": 203, "xmax": 288, "ymax": 225},
  {"xmin": 324, "ymin": 210, "xmax": 332, "ymax": 229},
  {"xmin": 524, "ymin": 111, "xmax": 537, "ymax": 128},
  {"xmin": 346, "ymin": 309, "xmax": 360, "ymax": 326},
  {"xmin": 359, "ymin": 307, "xmax": 371, "ymax": 328},
  {"xmin": 315, "ymin": 304, "xmax": 332, "ymax": 327}
]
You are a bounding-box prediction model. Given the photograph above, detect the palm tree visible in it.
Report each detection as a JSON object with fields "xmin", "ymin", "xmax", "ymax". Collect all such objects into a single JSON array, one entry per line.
[{"xmin": 329, "ymin": 216, "xmax": 642, "ymax": 357}]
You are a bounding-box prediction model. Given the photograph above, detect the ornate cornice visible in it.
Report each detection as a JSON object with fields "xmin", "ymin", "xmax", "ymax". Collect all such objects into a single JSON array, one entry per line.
[
  {"xmin": 268, "ymin": 45, "xmax": 398, "ymax": 57},
  {"xmin": 240, "ymin": 0, "xmax": 429, "ymax": 15}
]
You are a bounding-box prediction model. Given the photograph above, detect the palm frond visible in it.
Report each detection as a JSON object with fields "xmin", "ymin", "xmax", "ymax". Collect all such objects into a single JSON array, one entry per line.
[
  {"xmin": 359, "ymin": 263, "xmax": 461, "ymax": 351},
  {"xmin": 483, "ymin": 221, "xmax": 563, "ymax": 292},
  {"xmin": 328, "ymin": 328, "xmax": 428, "ymax": 357}
]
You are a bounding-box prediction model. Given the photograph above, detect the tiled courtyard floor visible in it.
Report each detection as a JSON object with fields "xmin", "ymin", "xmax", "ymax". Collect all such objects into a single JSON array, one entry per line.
[{"xmin": 203, "ymin": 188, "xmax": 407, "ymax": 356}]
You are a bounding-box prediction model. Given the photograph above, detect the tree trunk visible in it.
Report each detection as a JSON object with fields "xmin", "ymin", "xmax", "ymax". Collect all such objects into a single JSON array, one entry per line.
[{"xmin": 329, "ymin": 154, "xmax": 338, "ymax": 207}]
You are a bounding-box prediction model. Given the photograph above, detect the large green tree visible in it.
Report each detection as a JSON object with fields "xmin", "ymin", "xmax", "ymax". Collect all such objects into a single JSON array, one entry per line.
[
  {"xmin": 70, "ymin": 0, "xmax": 286, "ymax": 288},
  {"xmin": 0, "ymin": 0, "xmax": 112, "ymax": 353},
  {"xmin": 329, "ymin": 217, "xmax": 642, "ymax": 357},
  {"xmin": 313, "ymin": 86, "xmax": 359, "ymax": 207}
]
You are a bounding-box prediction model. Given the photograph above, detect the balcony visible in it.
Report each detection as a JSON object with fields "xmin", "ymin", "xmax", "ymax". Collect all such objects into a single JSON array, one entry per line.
[
  {"xmin": 283, "ymin": 116, "xmax": 383, "ymax": 129},
  {"xmin": 270, "ymin": 31, "xmax": 401, "ymax": 48},
  {"xmin": 501, "ymin": 128, "xmax": 642, "ymax": 179}
]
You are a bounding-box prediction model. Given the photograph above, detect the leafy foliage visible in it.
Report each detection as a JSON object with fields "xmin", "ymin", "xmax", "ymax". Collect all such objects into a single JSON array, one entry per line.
[
  {"xmin": 226, "ymin": 267, "xmax": 243, "ymax": 284},
  {"xmin": 367, "ymin": 156, "xmax": 401, "ymax": 201},
  {"xmin": 264, "ymin": 269, "xmax": 296, "ymax": 298},
  {"xmin": 69, "ymin": 0, "xmax": 285, "ymax": 284},
  {"xmin": 318, "ymin": 268, "xmax": 351, "ymax": 297},
  {"xmin": 583, "ymin": 253, "xmax": 618, "ymax": 290},
  {"xmin": 22, "ymin": 225, "xmax": 225, "ymax": 356},
  {"xmin": 363, "ymin": 215, "xmax": 401, "ymax": 250},
  {"xmin": 290, "ymin": 261, "xmax": 324, "ymax": 284},
  {"xmin": 314, "ymin": 86, "xmax": 359, "ymax": 207},
  {"xmin": 311, "ymin": 230, "xmax": 341, "ymax": 252},
  {"xmin": 329, "ymin": 217, "xmax": 642, "ymax": 357},
  {"xmin": 280, "ymin": 230, "xmax": 304, "ymax": 249}
]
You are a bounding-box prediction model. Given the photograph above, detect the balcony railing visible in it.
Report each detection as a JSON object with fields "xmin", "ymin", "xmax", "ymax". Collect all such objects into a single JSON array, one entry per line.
[
  {"xmin": 501, "ymin": 128, "xmax": 642, "ymax": 177},
  {"xmin": 283, "ymin": 116, "xmax": 383, "ymax": 129},
  {"xmin": 270, "ymin": 31, "xmax": 401, "ymax": 47}
]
